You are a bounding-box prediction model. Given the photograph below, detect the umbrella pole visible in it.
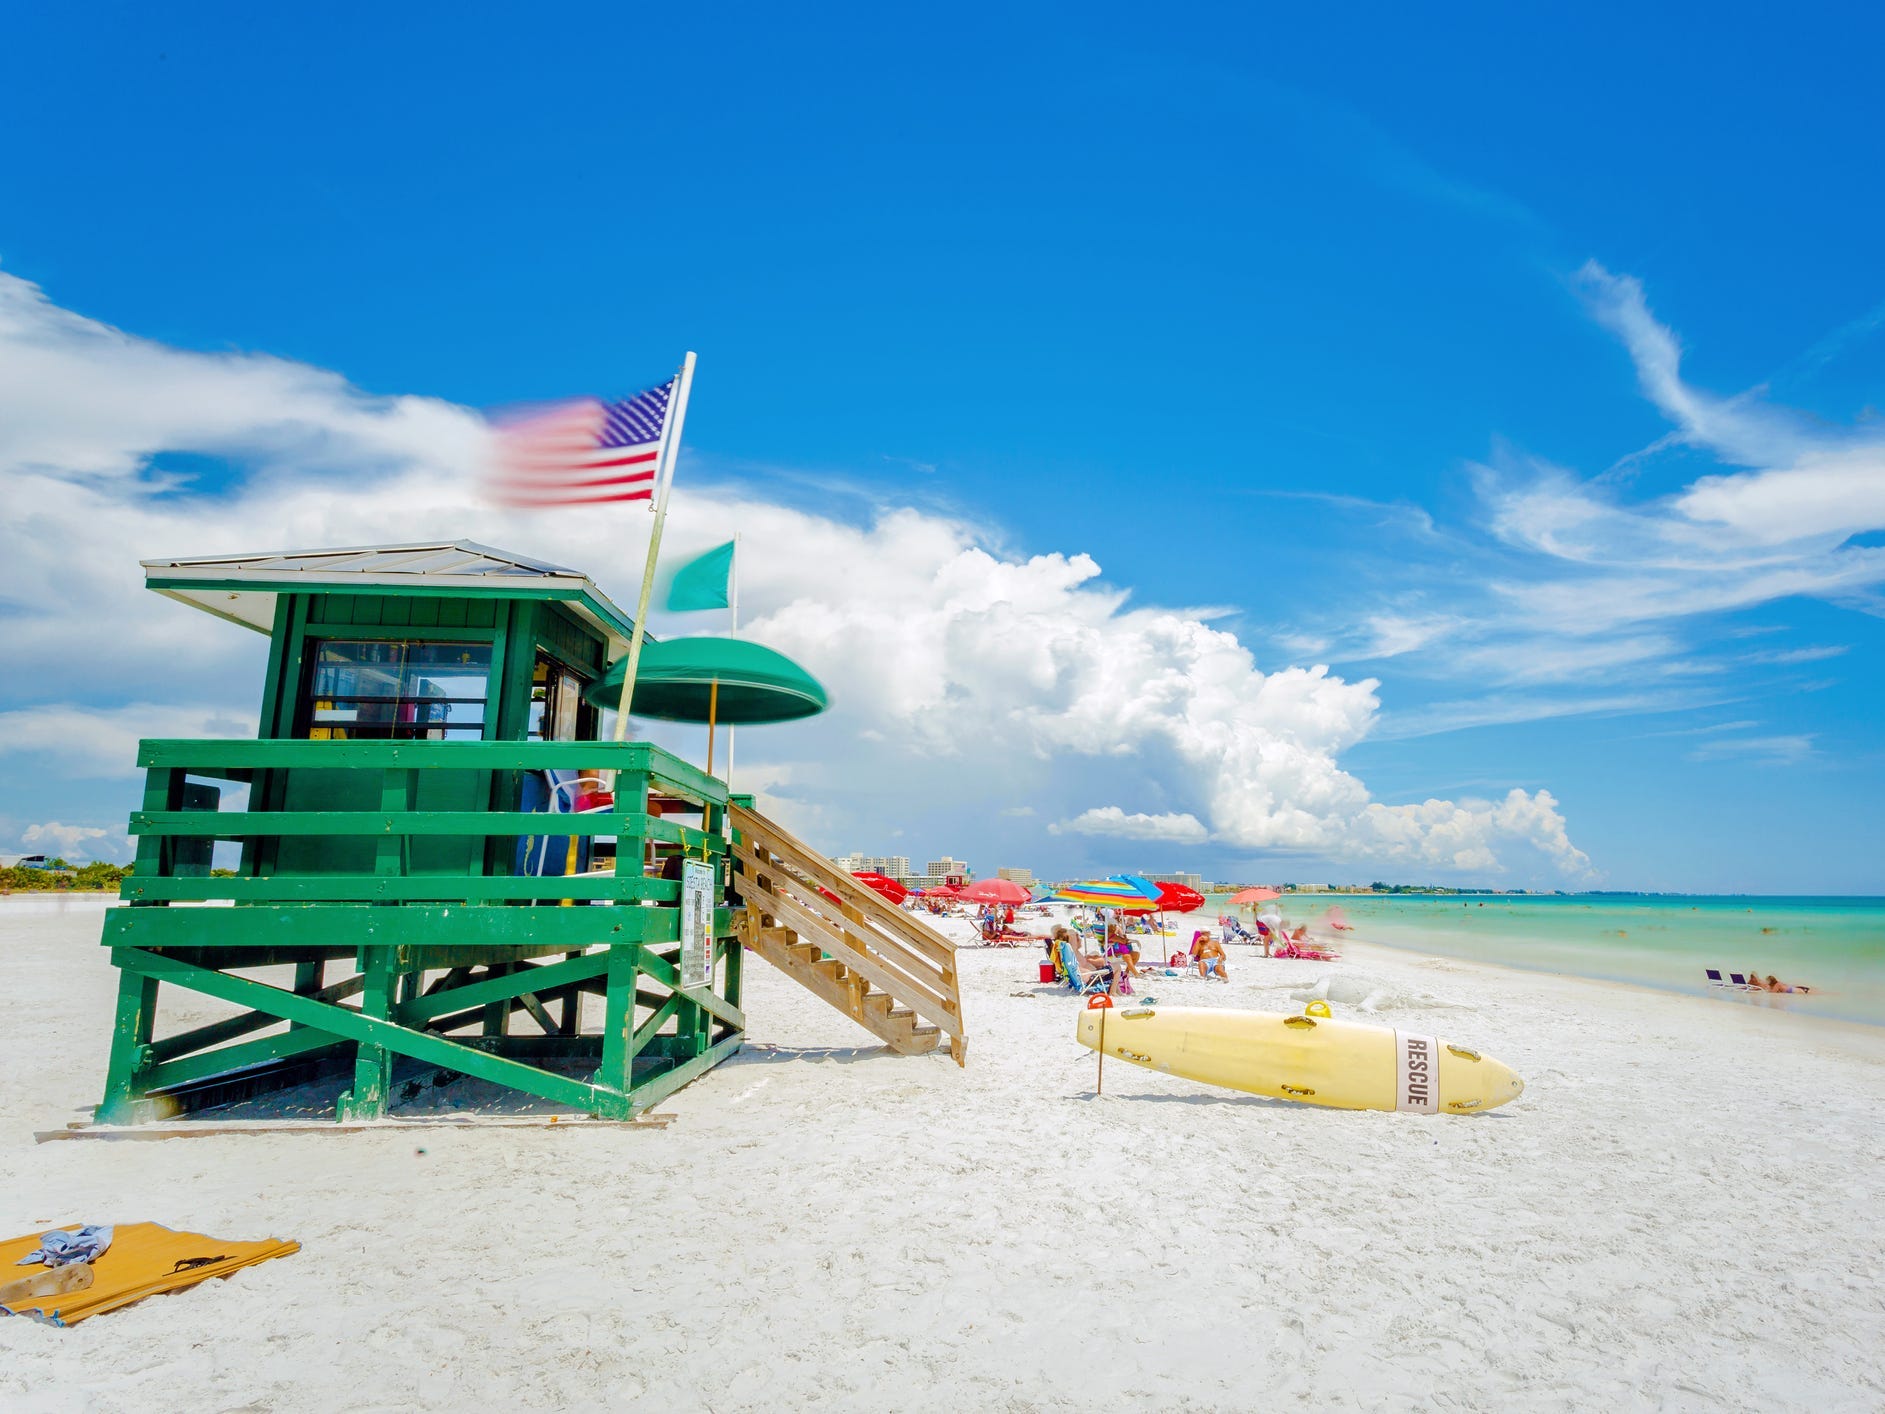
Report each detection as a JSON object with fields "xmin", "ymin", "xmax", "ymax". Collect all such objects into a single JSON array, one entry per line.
[
  {"xmin": 1097, "ymin": 1007, "xmax": 1106, "ymax": 1095},
  {"xmin": 705, "ymin": 679, "xmax": 719, "ymax": 777}
]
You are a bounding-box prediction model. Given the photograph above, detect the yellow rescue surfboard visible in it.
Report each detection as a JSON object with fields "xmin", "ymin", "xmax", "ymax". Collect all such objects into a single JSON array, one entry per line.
[{"xmin": 1074, "ymin": 1001, "xmax": 1524, "ymax": 1114}]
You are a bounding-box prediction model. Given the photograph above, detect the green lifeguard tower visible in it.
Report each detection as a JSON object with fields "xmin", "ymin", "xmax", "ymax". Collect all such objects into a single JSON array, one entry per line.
[{"xmin": 95, "ymin": 540, "xmax": 965, "ymax": 1128}]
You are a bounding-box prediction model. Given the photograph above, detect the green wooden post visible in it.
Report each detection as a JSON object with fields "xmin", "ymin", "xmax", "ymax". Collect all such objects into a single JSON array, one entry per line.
[
  {"xmin": 594, "ymin": 942, "xmax": 641, "ymax": 1117},
  {"xmin": 95, "ymin": 965, "xmax": 160, "ymax": 1124},
  {"xmin": 481, "ymin": 960, "xmax": 511, "ymax": 1038},
  {"xmin": 559, "ymin": 950, "xmax": 583, "ymax": 1035},
  {"xmin": 129, "ymin": 766, "xmax": 180, "ymax": 897},
  {"xmin": 339, "ymin": 946, "xmax": 397, "ymax": 1120},
  {"xmin": 252, "ymin": 591, "xmax": 310, "ymax": 880},
  {"xmin": 376, "ymin": 768, "xmax": 416, "ymax": 877},
  {"xmin": 287, "ymin": 958, "xmax": 325, "ymax": 1034}
]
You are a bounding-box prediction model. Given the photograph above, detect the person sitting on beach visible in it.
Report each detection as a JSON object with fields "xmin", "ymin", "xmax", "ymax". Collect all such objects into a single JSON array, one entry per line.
[
  {"xmin": 1104, "ymin": 923, "xmax": 1142, "ymax": 978},
  {"xmin": 1190, "ymin": 929, "xmax": 1229, "ymax": 981},
  {"xmin": 1053, "ymin": 926, "xmax": 1117, "ymax": 992}
]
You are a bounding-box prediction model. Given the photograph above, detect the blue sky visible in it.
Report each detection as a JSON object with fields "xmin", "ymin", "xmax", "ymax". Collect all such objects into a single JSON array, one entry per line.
[{"xmin": 2, "ymin": 5, "xmax": 1882, "ymax": 890}]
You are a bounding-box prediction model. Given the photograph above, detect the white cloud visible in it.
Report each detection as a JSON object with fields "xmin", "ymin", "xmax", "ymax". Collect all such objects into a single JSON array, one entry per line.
[
  {"xmin": 1356, "ymin": 613, "xmax": 1462, "ymax": 659},
  {"xmin": 1051, "ymin": 807, "xmax": 1210, "ymax": 844},
  {"xmin": 0, "ymin": 268, "xmax": 1595, "ymax": 882},
  {"xmin": 1743, "ymin": 645, "xmax": 1847, "ymax": 666},
  {"xmin": 0, "ymin": 703, "xmax": 250, "ymax": 777},
  {"xmin": 1687, "ymin": 734, "xmax": 1815, "ymax": 766},
  {"xmin": 1292, "ymin": 261, "xmax": 1885, "ymax": 729},
  {"xmin": 1483, "ymin": 264, "xmax": 1885, "ymax": 616},
  {"xmin": 1357, "ymin": 789, "xmax": 1591, "ymax": 879},
  {"xmin": 20, "ymin": 821, "xmax": 119, "ymax": 861},
  {"xmin": 1378, "ymin": 689, "xmax": 1716, "ymax": 741}
]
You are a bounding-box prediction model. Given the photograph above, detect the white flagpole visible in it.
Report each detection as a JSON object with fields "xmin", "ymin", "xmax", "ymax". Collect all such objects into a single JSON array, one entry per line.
[
  {"xmin": 612, "ymin": 351, "xmax": 697, "ymax": 743},
  {"xmin": 725, "ymin": 531, "xmax": 740, "ymax": 788}
]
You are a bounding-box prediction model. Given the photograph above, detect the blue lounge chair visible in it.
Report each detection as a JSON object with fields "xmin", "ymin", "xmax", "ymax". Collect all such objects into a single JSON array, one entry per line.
[{"xmin": 1057, "ymin": 939, "xmax": 1111, "ymax": 996}]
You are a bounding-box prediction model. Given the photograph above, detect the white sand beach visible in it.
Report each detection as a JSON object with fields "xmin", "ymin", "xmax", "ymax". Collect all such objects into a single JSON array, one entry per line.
[{"xmin": 3, "ymin": 897, "xmax": 1883, "ymax": 1411}]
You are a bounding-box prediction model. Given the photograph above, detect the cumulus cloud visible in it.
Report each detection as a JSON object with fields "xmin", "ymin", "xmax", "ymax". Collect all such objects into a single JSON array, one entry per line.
[
  {"xmin": 20, "ymin": 821, "xmax": 118, "ymax": 861},
  {"xmin": 0, "ymin": 268, "xmax": 1593, "ymax": 881},
  {"xmin": 1051, "ymin": 807, "xmax": 1210, "ymax": 844},
  {"xmin": 1358, "ymin": 789, "xmax": 1590, "ymax": 878}
]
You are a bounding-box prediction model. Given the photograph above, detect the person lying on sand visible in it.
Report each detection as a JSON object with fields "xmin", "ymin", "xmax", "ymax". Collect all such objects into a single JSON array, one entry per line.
[{"xmin": 1760, "ymin": 973, "xmax": 1812, "ymax": 994}]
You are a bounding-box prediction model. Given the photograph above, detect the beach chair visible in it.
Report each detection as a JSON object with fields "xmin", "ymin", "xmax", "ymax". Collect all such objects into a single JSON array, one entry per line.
[
  {"xmin": 1705, "ymin": 969, "xmax": 1744, "ymax": 989},
  {"xmin": 519, "ymin": 768, "xmax": 617, "ymax": 878},
  {"xmin": 1057, "ymin": 939, "xmax": 1111, "ymax": 996}
]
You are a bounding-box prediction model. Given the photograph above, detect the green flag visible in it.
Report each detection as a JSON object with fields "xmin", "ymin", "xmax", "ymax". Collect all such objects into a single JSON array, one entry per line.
[{"xmin": 666, "ymin": 540, "xmax": 735, "ymax": 612}]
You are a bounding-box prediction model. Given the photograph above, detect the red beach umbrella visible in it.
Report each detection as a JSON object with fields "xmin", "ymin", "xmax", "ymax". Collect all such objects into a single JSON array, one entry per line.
[
  {"xmin": 1120, "ymin": 880, "xmax": 1207, "ymax": 917},
  {"xmin": 852, "ymin": 871, "xmax": 909, "ymax": 905},
  {"xmin": 957, "ymin": 878, "xmax": 1030, "ymax": 905},
  {"xmin": 1155, "ymin": 882, "xmax": 1206, "ymax": 913}
]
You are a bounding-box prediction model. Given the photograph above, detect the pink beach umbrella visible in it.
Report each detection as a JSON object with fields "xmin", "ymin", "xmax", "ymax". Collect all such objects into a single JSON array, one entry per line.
[{"xmin": 1229, "ymin": 887, "xmax": 1280, "ymax": 905}]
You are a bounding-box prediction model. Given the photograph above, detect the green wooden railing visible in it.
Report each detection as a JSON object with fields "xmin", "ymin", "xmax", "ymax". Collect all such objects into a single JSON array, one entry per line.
[{"xmin": 121, "ymin": 738, "xmax": 729, "ymax": 908}]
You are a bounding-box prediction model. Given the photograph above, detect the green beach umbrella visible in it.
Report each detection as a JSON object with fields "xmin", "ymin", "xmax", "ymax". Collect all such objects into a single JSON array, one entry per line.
[{"xmin": 583, "ymin": 636, "xmax": 828, "ymax": 725}]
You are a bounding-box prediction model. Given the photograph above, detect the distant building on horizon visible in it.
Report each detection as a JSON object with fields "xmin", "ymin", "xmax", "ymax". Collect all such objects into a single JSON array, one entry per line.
[
  {"xmin": 997, "ymin": 867, "xmax": 1035, "ymax": 887},
  {"xmin": 1144, "ymin": 870, "xmax": 1203, "ymax": 892},
  {"xmin": 918, "ymin": 856, "xmax": 972, "ymax": 888},
  {"xmin": 836, "ymin": 853, "xmax": 912, "ymax": 882}
]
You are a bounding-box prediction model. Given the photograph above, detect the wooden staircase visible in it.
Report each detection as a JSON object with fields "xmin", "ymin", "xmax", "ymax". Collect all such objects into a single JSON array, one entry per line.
[{"xmin": 729, "ymin": 803, "xmax": 965, "ymax": 1066}]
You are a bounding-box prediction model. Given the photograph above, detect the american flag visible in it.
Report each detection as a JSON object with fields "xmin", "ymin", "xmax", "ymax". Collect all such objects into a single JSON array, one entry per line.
[{"xmin": 488, "ymin": 379, "xmax": 675, "ymax": 506}]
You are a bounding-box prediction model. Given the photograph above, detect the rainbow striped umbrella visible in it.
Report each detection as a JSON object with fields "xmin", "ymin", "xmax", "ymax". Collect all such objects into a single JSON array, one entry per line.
[{"xmin": 1046, "ymin": 875, "xmax": 1162, "ymax": 908}]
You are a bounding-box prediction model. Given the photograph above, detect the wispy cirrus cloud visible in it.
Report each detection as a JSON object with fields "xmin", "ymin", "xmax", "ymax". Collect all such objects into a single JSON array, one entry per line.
[
  {"xmin": 1296, "ymin": 261, "xmax": 1882, "ymax": 733},
  {"xmin": 1687, "ymin": 734, "xmax": 1816, "ymax": 767}
]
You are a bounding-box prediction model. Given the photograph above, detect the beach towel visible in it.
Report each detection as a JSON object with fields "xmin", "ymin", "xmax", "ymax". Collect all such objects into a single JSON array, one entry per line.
[
  {"xmin": 16, "ymin": 1225, "xmax": 112, "ymax": 1268},
  {"xmin": 0, "ymin": 1222, "xmax": 299, "ymax": 1326}
]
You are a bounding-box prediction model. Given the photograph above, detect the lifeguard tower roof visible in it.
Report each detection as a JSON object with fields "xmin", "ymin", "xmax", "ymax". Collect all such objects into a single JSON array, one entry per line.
[{"xmin": 141, "ymin": 539, "xmax": 639, "ymax": 656}]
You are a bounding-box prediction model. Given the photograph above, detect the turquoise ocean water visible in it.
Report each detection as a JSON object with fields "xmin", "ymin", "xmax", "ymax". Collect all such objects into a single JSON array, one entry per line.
[{"xmin": 1200, "ymin": 892, "xmax": 1885, "ymax": 1028}]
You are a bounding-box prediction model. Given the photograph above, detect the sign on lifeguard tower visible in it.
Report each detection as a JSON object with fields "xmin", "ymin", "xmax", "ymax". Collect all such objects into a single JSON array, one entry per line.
[{"xmin": 681, "ymin": 858, "xmax": 714, "ymax": 991}]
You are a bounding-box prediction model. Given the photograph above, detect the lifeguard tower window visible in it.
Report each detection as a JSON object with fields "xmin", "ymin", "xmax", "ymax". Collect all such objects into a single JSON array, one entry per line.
[
  {"xmin": 302, "ymin": 640, "xmax": 493, "ymax": 740},
  {"xmin": 528, "ymin": 657, "xmax": 586, "ymax": 742}
]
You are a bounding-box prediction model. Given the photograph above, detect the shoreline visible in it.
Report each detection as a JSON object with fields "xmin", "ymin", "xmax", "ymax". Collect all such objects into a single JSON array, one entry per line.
[{"xmin": 1340, "ymin": 926, "xmax": 1885, "ymax": 1035}]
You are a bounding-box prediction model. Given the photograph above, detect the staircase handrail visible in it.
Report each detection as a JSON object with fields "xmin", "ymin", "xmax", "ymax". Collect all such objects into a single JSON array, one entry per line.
[
  {"xmin": 729, "ymin": 805, "xmax": 954, "ymax": 964},
  {"xmin": 729, "ymin": 803, "xmax": 964, "ymax": 1064}
]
